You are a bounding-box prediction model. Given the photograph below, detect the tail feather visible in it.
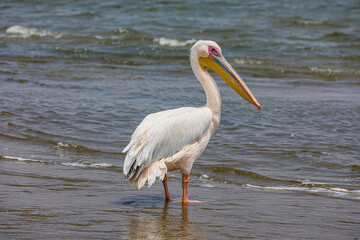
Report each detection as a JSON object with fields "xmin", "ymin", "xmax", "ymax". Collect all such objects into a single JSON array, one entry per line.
[
  {"xmin": 124, "ymin": 141, "xmax": 167, "ymax": 189},
  {"xmin": 130, "ymin": 160, "xmax": 167, "ymax": 189}
]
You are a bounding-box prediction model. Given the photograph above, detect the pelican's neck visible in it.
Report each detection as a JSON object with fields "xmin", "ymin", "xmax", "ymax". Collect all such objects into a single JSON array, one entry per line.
[{"xmin": 191, "ymin": 56, "xmax": 221, "ymax": 132}]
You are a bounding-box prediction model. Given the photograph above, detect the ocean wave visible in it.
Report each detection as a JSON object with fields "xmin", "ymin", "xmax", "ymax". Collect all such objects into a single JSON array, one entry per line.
[
  {"xmin": 197, "ymin": 166, "xmax": 359, "ymax": 199},
  {"xmin": 54, "ymin": 142, "xmax": 122, "ymax": 155},
  {"xmin": 245, "ymin": 183, "xmax": 360, "ymax": 199},
  {"xmin": 308, "ymin": 66, "xmax": 360, "ymax": 76},
  {"xmin": 154, "ymin": 37, "xmax": 196, "ymax": 47},
  {"xmin": 234, "ymin": 57, "xmax": 273, "ymax": 66},
  {"xmin": 112, "ymin": 27, "xmax": 130, "ymax": 34},
  {"xmin": 1, "ymin": 111, "xmax": 17, "ymax": 116},
  {"xmin": 209, "ymin": 165, "xmax": 297, "ymax": 184},
  {"xmin": 1, "ymin": 155, "xmax": 116, "ymax": 170},
  {"xmin": 1, "ymin": 155, "xmax": 48, "ymax": 164},
  {"xmin": 61, "ymin": 161, "xmax": 113, "ymax": 168},
  {"xmin": 233, "ymin": 56, "xmax": 360, "ymax": 79},
  {"xmin": 53, "ymin": 46, "xmax": 98, "ymax": 54},
  {"xmin": 2, "ymin": 25, "xmax": 63, "ymax": 39},
  {"xmin": 293, "ymin": 20, "xmax": 324, "ymax": 26},
  {"xmin": 321, "ymin": 31, "xmax": 353, "ymax": 41}
]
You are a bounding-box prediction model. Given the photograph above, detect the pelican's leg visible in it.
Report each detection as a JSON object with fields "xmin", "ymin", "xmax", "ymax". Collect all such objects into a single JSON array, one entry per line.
[
  {"xmin": 179, "ymin": 174, "xmax": 203, "ymax": 203},
  {"xmin": 162, "ymin": 174, "xmax": 177, "ymax": 201}
]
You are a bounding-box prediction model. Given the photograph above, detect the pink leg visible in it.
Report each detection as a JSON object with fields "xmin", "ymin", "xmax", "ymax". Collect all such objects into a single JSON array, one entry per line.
[
  {"xmin": 162, "ymin": 174, "xmax": 178, "ymax": 201},
  {"xmin": 178, "ymin": 174, "xmax": 203, "ymax": 203}
]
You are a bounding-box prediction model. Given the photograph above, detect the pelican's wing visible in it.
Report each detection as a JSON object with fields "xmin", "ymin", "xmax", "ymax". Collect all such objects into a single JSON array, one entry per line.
[{"xmin": 123, "ymin": 107, "xmax": 212, "ymax": 179}]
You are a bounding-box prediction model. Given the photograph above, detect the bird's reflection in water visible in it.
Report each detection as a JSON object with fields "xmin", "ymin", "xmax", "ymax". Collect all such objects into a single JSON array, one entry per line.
[{"xmin": 125, "ymin": 199, "xmax": 197, "ymax": 239}]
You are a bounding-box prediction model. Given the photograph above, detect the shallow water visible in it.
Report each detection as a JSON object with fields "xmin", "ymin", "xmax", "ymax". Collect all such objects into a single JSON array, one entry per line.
[{"xmin": 1, "ymin": 0, "xmax": 360, "ymax": 239}]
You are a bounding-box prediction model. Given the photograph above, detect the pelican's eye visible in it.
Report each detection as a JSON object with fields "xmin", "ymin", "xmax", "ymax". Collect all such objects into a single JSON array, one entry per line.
[{"xmin": 209, "ymin": 46, "xmax": 220, "ymax": 57}]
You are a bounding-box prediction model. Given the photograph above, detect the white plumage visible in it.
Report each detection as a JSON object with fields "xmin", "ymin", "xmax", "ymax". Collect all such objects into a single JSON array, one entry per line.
[
  {"xmin": 123, "ymin": 107, "xmax": 212, "ymax": 189},
  {"xmin": 123, "ymin": 40, "xmax": 260, "ymax": 202}
]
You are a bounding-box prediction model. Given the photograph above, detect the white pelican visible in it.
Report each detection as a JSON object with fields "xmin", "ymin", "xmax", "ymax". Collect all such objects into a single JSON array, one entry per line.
[{"xmin": 123, "ymin": 40, "xmax": 260, "ymax": 203}]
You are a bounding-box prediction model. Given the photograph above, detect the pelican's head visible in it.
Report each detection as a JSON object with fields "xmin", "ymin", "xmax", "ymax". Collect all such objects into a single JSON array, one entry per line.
[{"xmin": 191, "ymin": 40, "xmax": 261, "ymax": 109}]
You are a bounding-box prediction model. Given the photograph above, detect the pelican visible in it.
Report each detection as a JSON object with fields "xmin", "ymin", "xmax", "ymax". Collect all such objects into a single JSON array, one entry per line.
[{"xmin": 123, "ymin": 40, "xmax": 260, "ymax": 203}]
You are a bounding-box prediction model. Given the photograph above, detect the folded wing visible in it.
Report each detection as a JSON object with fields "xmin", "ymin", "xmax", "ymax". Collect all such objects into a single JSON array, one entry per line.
[{"xmin": 123, "ymin": 107, "xmax": 212, "ymax": 180}]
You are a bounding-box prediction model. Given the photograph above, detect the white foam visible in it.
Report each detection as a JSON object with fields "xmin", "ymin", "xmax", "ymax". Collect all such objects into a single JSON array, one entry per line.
[
  {"xmin": 61, "ymin": 162, "xmax": 86, "ymax": 167},
  {"xmin": 94, "ymin": 35, "xmax": 105, "ymax": 39},
  {"xmin": 202, "ymin": 184, "xmax": 215, "ymax": 188},
  {"xmin": 91, "ymin": 163, "xmax": 113, "ymax": 168},
  {"xmin": 309, "ymin": 66, "xmax": 360, "ymax": 76},
  {"xmin": 55, "ymin": 142, "xmax": 79, "ymax": 150},
  {"xmin": 235, "ymin": 57, "xmax": 268, "ymax": 65},
  {"xmin": 245, "ymin": 184, "xmax": 360, "ymax": 197},
  {"xmin": 114, "ymin": 27, "xmax": 129, "ymax": 34},
  {"xmin": 57, "ymin": 142, "xmax": 70, "ymax": 148},
  {"xmin": 245, "ymin": 184, "xmax": 305, "ymax": 191},
  {"xmin": 3, "ymin": 155, "xmax": 113, "ymax": 169},
  {"xmin": 154, "ymin": 37, "xmax": 196, "ymax": 47},
  {"xmin": 3, "ymin": 155, "xmax": 46, "ymax": 163},
  {"xmin": 295, "ymin": 20, "xmax": 324, "ymax": 26},
  {"xmin": 4, "ymin": 25, "xmax": 62, "ymax": 39},
  {"xmin": 4, "ymin": 155, "xmax": 31, "ymax": 161},
  {"xmin": 301, "ymin": 180, "xmax": 327, "ymax": 185},
  {"xmin": 61, "ymin": 162, "xmax": 113, "ymax": 168}
]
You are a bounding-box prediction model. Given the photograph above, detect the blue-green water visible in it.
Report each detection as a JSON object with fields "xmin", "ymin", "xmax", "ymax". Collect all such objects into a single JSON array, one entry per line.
[{"xmin": 1, "ymin": 1, "xmax": 359, "ymax": 239}]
